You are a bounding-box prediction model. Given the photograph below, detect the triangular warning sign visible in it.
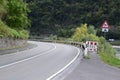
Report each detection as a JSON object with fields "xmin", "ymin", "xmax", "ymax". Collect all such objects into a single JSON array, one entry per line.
[{"xmin": 101, "ymin": 20, "xmax": 110, "ymax": 28}]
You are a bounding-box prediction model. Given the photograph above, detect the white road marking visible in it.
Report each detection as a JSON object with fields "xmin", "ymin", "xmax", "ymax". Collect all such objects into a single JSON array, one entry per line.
[
  {"xmin": 0, "ymin": 44, "xmax": 56, "ymax": 69},
  {"xmin": 46, "ymin": 46, "xmax": 80, "ymax": 80}
]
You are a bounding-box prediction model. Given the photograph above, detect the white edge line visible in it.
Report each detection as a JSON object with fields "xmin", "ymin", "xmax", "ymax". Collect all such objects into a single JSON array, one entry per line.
[
  {"xmin": 46, "ymin": 47, "xmax": 80, "ymax": 80},
  {"xmin": 0, "ymin": 44, "xmax": 56, "ymax": 69}
]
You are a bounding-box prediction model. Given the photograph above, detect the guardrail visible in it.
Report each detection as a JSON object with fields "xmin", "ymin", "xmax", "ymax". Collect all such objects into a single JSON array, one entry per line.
[{"xmin": 30, "ymin": 39, "xmax": 83, "ymax": 48}]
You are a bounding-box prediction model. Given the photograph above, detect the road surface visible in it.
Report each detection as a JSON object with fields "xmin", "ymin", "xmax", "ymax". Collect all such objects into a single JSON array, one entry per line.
[
  {"xmin": 0, "ymin": 41, "xmax": 81, "ymax": 80},
  {"xmin": 64, "ymin": 52, "xmax": 120, "ymax": 80}
]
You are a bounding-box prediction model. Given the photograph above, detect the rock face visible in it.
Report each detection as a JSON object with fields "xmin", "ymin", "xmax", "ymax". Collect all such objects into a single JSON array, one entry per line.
[{"xmin": 0, "ymin": 38, "xmax": 27, "ymax": 49}]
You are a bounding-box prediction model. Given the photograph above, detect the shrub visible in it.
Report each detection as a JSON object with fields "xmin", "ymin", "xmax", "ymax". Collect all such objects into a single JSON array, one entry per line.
[
  {"xmin": 0, "ymin": 19, "xmax": 29, "ymax": 39},
  {"xmin": 98, "ymin": 37, "xmax": 120, "ymax": 68},
  {"xmin": 0, "ymin": 20, "xmax": 10, "ymax": 37},
  {"xmin": 49, "ymin": 34, "xmax": 57, "ymax": 40}
]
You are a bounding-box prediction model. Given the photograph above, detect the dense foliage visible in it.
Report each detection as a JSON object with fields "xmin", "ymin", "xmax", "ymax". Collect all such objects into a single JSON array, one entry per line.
[
  {"xmin": 0, "ymin": 0, "xmax": 30, "ymax": 39},
  {"xmin": 72, "ymin": 24, "xmax": 99, "ymax": 42},
  {"xmin": 27, "ymin": 0, "xmax": 120, "ymax": 39},
  {"xmin": 6, "ymin": 0, "xmax": 30, "ymax": 29},
  {"xmin": 99, "ymin": 37, "xmax": 120, "ymax": 68}
]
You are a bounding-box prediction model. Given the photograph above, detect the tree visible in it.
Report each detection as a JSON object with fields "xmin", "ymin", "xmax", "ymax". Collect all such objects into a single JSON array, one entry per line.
[
  {"xmin": 6, "ymin": 0, "xmax": 30, "ymax": 30},
  {"xmin": 72, "ymin": 24, "xmax": 99, "ymax": 42},
  {"xmin": 0, "ymin": 0, "xmax": 7, "ymax": 20},
  {"xmin": 26, "ymin": 0, "xmax": 120, "ymax": 39},
  {"xmin": 0, "ymin": 0, "xmax": 30, "ymax": 39},
  {"xmin": 72, "ymin": 24, "xmax": 88, "ymax": 41},
  {"xmin": 88, "ymin": 25, "xmax": 97, "ymax": 35}
]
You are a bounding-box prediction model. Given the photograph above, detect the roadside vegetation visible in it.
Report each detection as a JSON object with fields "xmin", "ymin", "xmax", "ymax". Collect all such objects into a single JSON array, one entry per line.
[
  {"xmin": 0, "ymin": 0, "xmax": 30, "ymax": 50},
  {"xmin": 72, "ymin": 24, "xmax": 120, "ymax": 68},
  {"xmin": 99, "ymin": 42, "xmax": 120, "ymax": 68},
  {"xmin": 0, "ymin": 0, "xmax": 30, "ymax": 39}
]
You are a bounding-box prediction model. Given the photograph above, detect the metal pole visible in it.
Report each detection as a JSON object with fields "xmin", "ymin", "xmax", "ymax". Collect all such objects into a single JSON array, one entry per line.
[
  {"xmin": 103, "ymin": 32, "xmax": 107, "ymax": 51},
  {"xmin": 104, "ymin": 32, "xmax": 106, "ymax": 40}
]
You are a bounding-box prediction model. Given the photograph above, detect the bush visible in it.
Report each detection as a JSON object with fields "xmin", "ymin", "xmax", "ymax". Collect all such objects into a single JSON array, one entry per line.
[
  {"xmin": 0, "ymin": 19, "xmax": 29, "ymax": 39},
  {"xmin": 98, "ymin": 37, "xmax": 120, "ymax": 68},
  {"xmin": 49, "ymin": 34, "xmax": 57, "ymax": 40},
  {"xmin": 19, "ymin": 30, "xmax": 29, "ymax": 39},
  {"xmin": 0, "ymin": 20, "xmax": 10, "ymax": 37}
]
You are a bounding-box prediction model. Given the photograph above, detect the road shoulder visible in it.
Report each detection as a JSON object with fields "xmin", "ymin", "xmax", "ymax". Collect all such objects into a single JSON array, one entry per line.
[{"xmin": 64, "ymin": 52, "xmax": 120, "ymax": 80}]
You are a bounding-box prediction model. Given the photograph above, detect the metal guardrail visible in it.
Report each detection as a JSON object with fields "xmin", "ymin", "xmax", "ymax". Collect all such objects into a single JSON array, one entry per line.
[{"xmin": 30, "ymin": 39, "xmax": 83, "ymax": 48}]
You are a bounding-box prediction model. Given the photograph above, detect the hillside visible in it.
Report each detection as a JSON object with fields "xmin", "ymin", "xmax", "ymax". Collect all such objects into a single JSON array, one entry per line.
[{"xmin": 27, "ymin": 0, "xmax": 120, "ymax": 39}]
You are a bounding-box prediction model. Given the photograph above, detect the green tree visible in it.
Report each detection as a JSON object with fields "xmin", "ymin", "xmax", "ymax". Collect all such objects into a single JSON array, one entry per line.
[
  {"xmin": 0, "ymin": 0, "xmax": 30, "ymax": 39},
  {"xmin": 88, "ymin": 25, "xmax": 97, "ymax": 35},
  {"xmin": 0, "ymin": 0, "xmax": 7, "ymax": 20},
  {"xmin": 72, "ymin": 24, "xmax": 88, "ymax": 41},
  {"xmin": 6, "ymin": 0, "xmax": 30, "ymax": 30},
  {"xmin": 72, "ymin": 24, "xmax": 99, "ymax": 42}
]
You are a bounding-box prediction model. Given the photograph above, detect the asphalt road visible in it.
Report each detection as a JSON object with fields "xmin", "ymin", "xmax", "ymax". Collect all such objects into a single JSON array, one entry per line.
[
  {"xmin": 0, "ymin": 41, "xmax": 80, "ymax": 80},
  {"xmin": 64, "ymin": 52, "xmax": 120, "ymax": 80}
]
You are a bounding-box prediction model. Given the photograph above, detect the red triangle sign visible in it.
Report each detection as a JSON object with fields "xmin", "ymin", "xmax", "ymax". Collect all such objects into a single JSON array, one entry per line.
[{"xmin": 101, "ymin": 20, "xmax": 110, "ymax": 28}]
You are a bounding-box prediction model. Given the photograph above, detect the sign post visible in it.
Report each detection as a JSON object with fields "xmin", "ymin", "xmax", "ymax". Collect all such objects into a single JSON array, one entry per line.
[
  {"xmin": 101, "ymin": 20, "xmax": 110, "ymax": 51},
  {"xmin": 101, "ymin": 20, "xmax": 110, "ymax": 39}
]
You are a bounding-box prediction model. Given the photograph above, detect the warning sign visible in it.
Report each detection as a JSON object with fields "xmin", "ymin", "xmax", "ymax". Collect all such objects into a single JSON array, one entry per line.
[
  {"xmin": 86, "ymin": 41, "xmax": 98, "ymax": 52},
  {"xmin": 101, "ymin": 20, "xmax": 110, "ymax": 28},
  {"xmin": 101, "ymin": 20, "xmax": 110, "ymax": 32}
]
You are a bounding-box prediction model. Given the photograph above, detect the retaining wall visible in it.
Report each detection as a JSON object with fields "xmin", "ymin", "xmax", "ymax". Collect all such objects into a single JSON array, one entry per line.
[{"xmin": 0, "ymin": 38, "xmax": 27, "ymax": 49}]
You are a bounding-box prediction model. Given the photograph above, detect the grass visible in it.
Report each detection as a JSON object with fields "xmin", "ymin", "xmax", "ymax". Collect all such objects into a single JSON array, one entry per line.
[
  {"xmin": 99, "ymin": 42, "xmax": 120, "ymax": 68},
  {"xmin": 99, "ymin": 52, "xmax": 120, "ymax": 68}
]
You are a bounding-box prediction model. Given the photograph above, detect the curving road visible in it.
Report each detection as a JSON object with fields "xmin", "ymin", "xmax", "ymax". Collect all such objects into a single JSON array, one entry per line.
[{"xmin": 0, "ymin": 41, "xmax": 80, "ymax": 80}]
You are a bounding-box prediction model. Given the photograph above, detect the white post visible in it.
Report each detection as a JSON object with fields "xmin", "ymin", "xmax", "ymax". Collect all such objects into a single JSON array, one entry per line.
[{"xmin": 84, "ymin": 46, "xmax": 88, "ymax": 57}]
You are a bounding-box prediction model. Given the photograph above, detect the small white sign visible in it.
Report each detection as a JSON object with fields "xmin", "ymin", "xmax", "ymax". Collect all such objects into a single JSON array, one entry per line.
[{"xmin": 102, "ymin": 28, "xmax": 109, "ymax": 32}]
